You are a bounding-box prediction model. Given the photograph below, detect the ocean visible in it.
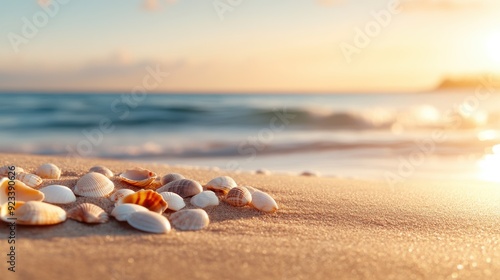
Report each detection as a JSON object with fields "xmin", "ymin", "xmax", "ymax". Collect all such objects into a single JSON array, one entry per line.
[{"xmin": 1, "ymin": 92, "xmax": 500, "ymax": 183}]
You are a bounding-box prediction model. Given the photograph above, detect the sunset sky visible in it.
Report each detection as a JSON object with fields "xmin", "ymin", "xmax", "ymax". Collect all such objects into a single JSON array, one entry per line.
[{"xmin": 1, "ymin": 0, "xmax": 500, "ymax": 92}]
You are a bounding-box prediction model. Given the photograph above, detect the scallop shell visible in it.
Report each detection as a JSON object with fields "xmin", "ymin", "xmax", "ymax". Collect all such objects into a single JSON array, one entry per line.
[
  {"xmin": 17, "ymin": 172, "xmax": 43, "ymax": 188},
  {"xmin": 169, "ymin": 209, "xmax": 209, "ymax": 231},
  {"xmin": 35, "ymin": 163, "xmax": 61, "ymax": 179},
  {"xmin": 109, "ymin": 189, "xmax": 135, "ymax": 203},
  {"xmin": 67, "ymin": 203, "xmax": 109, "ymax": 224},
  {"xmin": 89, "ymin": 165, "xmax": 114, "ymax": 178},
  {"xmin": 159, "ymin": 192, "xmax": 186, "ymax": 211},
  {"xmin": 0, "ymin": 166, "xmax": 24, "ymax": 176},
  {"xmin": 190, "ymin": 191, "xmax": 219, "ymax": 208},
  {"xmin": 74, "ymin": 172, "xmax": 114, "ymax": 197},
  {"xmin": 0, "ymin": 201, "xmax": 66, "ymax": 225},
  {"xmin": 40, "ymin": 185, "xmax": 76, "ymax": 204},
  {"xmin": 157, "ymin": 179, "xmax": 202, "ymax": 198},
  {"xmin": 0, "ymin": 178, "xmax": 45, "ymax": 205},
  {"xmin": 250, "ymin": 191, "xmax": 278, "ymax": 213},
  {"xmin": 118, "ymin": 189, "xmax": 167, "ymax": 213},
  {"xmin": 160, "ymin": 173, "xmax": 185, "ymax": 185},
  {"xmin": 111, "ymin": 203, "xmax": 149, "ymax": 221},
  {"xmin": 119, "ymin": 168, "xmax": 157, "ymax": 188},
  {"xmin": 204, "ymin": 176, "xmax": 237, "ymax": 195},
  {"xmin": 127, "ymin": 211, "xmax": 171, "ymax": 234},
  {"xmin": 225, "ymin": 186, "xmax": 252, "ymax": 207}
]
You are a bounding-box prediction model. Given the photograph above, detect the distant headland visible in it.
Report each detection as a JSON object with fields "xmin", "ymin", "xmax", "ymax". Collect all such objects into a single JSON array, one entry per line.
[{"xmin": 435, "ymin": 74, "xmax": 500, "ymax": 90}]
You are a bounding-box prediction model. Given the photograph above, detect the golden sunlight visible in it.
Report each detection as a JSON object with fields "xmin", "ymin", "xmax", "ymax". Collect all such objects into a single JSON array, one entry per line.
[
  {"xmin": 485, "ymin": 32, "xmax": 500, "ymax": 64},
  {"xmin": 477, "ymin": 144, "xmax": 500, "ymax": 182}
]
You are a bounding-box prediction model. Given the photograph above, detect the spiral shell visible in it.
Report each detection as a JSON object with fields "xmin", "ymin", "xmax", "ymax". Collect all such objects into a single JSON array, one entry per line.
[
  {"xmin": 74, "ymin": 172, "xmax": 114, "ymax": 197},
  {"xmin": 119, "ymin": 168, "xmax": 157, "ymax": 188},
  {"xmin": 0, "ymin": 178, "xmax": 45, "ymax": 205},
  {"xmin": 111, "ymin": 203, "xmax": 149, "ymax": 221},
  {"xmin": 190, "ymin": 191, "xmax": 219, "ymax": 208},
  {"xmin": 169, "ymin": 209, "xmax": 209, "ymax": 231},
  {"xmin": 127, "ymin": 211, "xmax": 171, "ymax": 234},
  {"xmin": 40, "ymin": 185, "xmax": 76, "ymax": 204},
  {"xmin": 89, "ymin": 165, "xmax": 114, "ymax": 178},
  {"xmin": 0, "ymin": 201, "xmax": 66, "ymax": 225},
  {"xmin": 160, "ymin": 173, "xmax": 185, "ymax": 185},
  {"xmin": 250, "ymin": 191, "xmax": 278, "ymax": 213},
  {"xmin": 109, "ymin": 189, "xmax": 135, "ymax": 203},
  {"xmin": 159, "ymin": 192, "xmax": 186, "ymax": 211},
  {"xmin": 157, "ymin": 179, "xmax": 202, "ymax": 198},
  {"xmin": 35, "ymin": 163, "xmax": 61, "ymax": 179},
  {"xmin": 225, "ymin": 186, "xmax": 252, "ymax": 207},
  {"xmin": 17, "ymin": 172, "xmax": 43, "ymax": 188},
  {"xmin": 67, "ymin": 203, "xmax": 109, "ymax": 224},
  {"xmin": 204, "ymin": 176, "xmax": 237, "ymax": 196},
  {"xmin": 118, "ymin": 189, "xmax": 167, "ymax": 213}
]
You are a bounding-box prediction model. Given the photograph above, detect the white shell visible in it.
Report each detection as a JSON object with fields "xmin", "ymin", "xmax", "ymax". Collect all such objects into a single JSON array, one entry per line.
[
  {"xmin": 157, "ymin": 179, "xmax": 203, "ymax": 198},
  {"xmin": 169, "ymin": 209, "xmax": 209, "ymax": 231},
  {"xmin": 67, "ymin": 203, "xmax": 109, "ymax": 224},
  {"xmin": 242, "ymin": 185, "xmax": 259, "ymax": 194},
  {"xmin": 111, "ymin": 203, "xmax": 149, "ymax": 221},
  {"xmin": 35, "ymin": 163, "xmax": 61, "ymax": 179},
  {"xmin": 204, "ymin": 176, "xmax": 237, "ymax": 195},
  {"xmin": 190, "ymin": 191, "xmax": 219, "ymax": 208},
  {"xmin": 40, "ymin": 185, "xmax": 76, "ymax": 204},
  {"xmin": 119, "ymin": 168, "xmax": 157, "ymax": 188},
  {"xmin": 89, "ymin": 165, "xmax": 114, "ymax": 178},
  {"xmin": 0, "ymin": 201, "xmax": 66, "ymax": 225},
  {"xmin": 0, "ymin": 178, "xmax": 45, "ymax": 205},
  {"xmin": 127, "ymin": 211, "xmax": 171, "ymax": 233},
  {"xmin": 74, "ymin": 172, "xmax": 114, "ymax": 197},
  {"xmin": 250, "ymin": 191, "xmax": 278, "ymax": 213},
  {"xmin": 17, "ymin": 172, "xmax": 43, "ymax": 188},
  {"xmin": 159, "ymin": 192, "xmax": 186, "ymax": 211},
  {"xmin": 160, "ymin": 173, "xmax": 185, "ymax": 185},
  {"xmin": 109, "ymin": 189, "xmax": 135, "ymax": 203}
]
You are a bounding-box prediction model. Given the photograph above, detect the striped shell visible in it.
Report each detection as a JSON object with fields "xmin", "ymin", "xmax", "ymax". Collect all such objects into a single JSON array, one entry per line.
[
  {"xmin": 225, "ymin": 186, "xmax": 252, "ymax": 207},
  {"xmin": 250, "ymin": 191, "xmax": 278, "ymax": 213},
  {"xmin": 74, "ymin": 172, "xmax": 114, "ymax": 197},
  {"xmin": 190, "ymin": 191, "xmax": 219, "ymax": 208},
  {"xmin": 0, "ymin": 178, "xmax": 45, "ymax": 205},
  {"xmin": 35, "ymin": 163, "xmax": 61, "ymax": 179},
  {"xmin": 0, "ymin": 201, "xmax": 66, "ymax": 225},
  {"xmin": 127, "ymin": 211, "xmax": 171, "ymax": 234},
  {"xmin": 169, "ymin": 209, "xmax": 209, "ymax": 231},
  {"xmin": 157, "ymin": 179, "xmax": 202, "ymax": 198},
  {"xmin": 204, "ymin": 176, "xmax": 237, "ymax": 195},
  {"xmin": 17, "ymin": 172, "xmax": 43, "ymax": 188},
  {"xmin": 118, "ymin": 189, "xmax": 167, "ymax": 213},
  {"xmin": 119, "ymin": 168, "xmax": 157, "ymax": 188},
  {"xmin": 159, "ymin": 192, "xmax": 186, "ymax": 211},
  {"xmin": 67, "ymin": 203, "xmax": 109, "ymax": 224},
  {"xmin": 109, "ymin": 189, "xmax": 135, "ymax": 203},
  {"xmin": 40, "ymin": 185, "xmax": 76, "ymax": 204},
  {"xmin": 111, "ymin": 203, "xmax": 149, "ymax": 221},
  {"xmin": 89, "ymin": 165, "xmax": 114, "ymax": 178},
  {"xmin": 0, "ymin": 165, "xmax": 24, "ymax": 176},
  {"xmin": 160, "ymin": 173, "xmax": 185, "ymax": 185}
]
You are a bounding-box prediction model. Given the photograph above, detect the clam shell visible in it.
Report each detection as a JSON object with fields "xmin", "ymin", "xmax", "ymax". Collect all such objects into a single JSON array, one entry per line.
[
  {"xmin": 0, "ymin": 178, "xmax": 45, "ymax": 205},
  {"xmin": 127, "ymin": 211, "xmax": 171, "ymax": 234},
  {"xmin": 109, "ymin": 189, "xmax": 135, "ymax": 203},
  {"xmin": 89, "ymin": 165, "xmax": 114, "ymax": 178},
  {"xmin": 157, "ymin": 179, "xmax": 202, "ymax": 198},
  {"xmin": 159, "ymin": 192, "xmax": 186, "ymax": 211},
  {"xmin": 0, "ymin": 166, "xmax": 24, "ymax": 176},
  {"xmin": 160, "ymin": 173, "xmax": 185, "ymax": 185},
  {"xmin": 204, "ymin": 176, "xmax": 237, "ymax": 195},
  {"xmin": 169, "ymin": 209, "xmax": 209, "ymax": 231},
  {"xmin": 250, "ymin": 191, "xmax": 278, "ymax": 213},
  {"xmin": 0, "ymin": 201, "xmax": 66, "ymax": 225},
  {"xmin": 17, "ymin": 172, "xmax": 43, "ymax": 188},
  {"xmin": 67, "ymin": 203, "xmax": 109, "ymax": 224},
  {"xmin": 40, "ymin": 185, "xmax": 76, "ymax": 204},
  {"xmin": 225, "ymin": 186, "xmax": 252, "ymax": 207},
  {"xmin": 111, "ymin": 203, "xmax": 149, "ymax": 221},
  {"xmin": 119, "ymin": 168, "xmax": 157, "ymax": 188},
  {"xmin": 118, "ymin": 189, "xmax": 167, "ymax": 213},
  {"xmin": 190, "ymin": 191, "xmax": 219, "ymax": 208},
  {"xmin": 74, "ymin": 172, "xmax": 114, "ymax": 197},
  {"xmin": 35, "ymin": 163, "xmax": 61, "ymax": 179}
]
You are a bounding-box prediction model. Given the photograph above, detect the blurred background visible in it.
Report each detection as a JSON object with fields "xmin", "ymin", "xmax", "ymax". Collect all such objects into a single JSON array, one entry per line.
[{"xmin": 1, "ymin": 0, "xmax": 499, "ymax": 182}]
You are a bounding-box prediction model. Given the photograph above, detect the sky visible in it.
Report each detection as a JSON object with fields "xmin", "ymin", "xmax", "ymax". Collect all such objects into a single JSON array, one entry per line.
[{"xmin": 0, "ymin": 0, "xmax": 499, "ymax": 93}]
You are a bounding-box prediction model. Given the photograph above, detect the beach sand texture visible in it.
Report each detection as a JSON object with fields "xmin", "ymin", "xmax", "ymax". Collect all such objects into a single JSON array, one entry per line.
[{"xmin": 1, "ymin": 153, "xmax": 499, "ymax": 280}]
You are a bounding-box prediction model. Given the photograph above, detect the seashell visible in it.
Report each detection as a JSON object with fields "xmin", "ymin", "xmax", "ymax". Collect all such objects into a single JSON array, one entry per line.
[
  {"xmin": 119, "ymin": 168, "xmax": 157, "ymax": 188},
  {"xmin": 250, "ymin": 191, "xmax": 278, "ymax": 213},
  {"xmin": 169, "ymin": 209, "xmax": 209, "ymax": 231},
  {"xmin": 35, "ymin": 163, "xmax": 61, "ymax": 179},
  {"xmin": 255, "ymin": 169, "xmax": 271, "ymax": 175},
  {"xmin": 111, "ymin": 203, "xmax": 149, "ymax": 221},
  {"xmin": 40, "ymin": 185, "xmax": 76, "ymax": 204},
  {"xmin": 190, "ymin": 191, "xmax": 219, "ymax": 208},
  {"xmin": 127, "ymin": 211, "xmax": 171, "ymax": 234},
  {"xmin": 225, "ymin": 186, "xmax": 252, "ymax": 207},
  {"xmin": 0, "ymin": 166, "xmax": 24, "ymax": 176},
  {"xmin": 300, "ymin": 170, "xmax": 320, "ymax": 177},
  {"xmin": 159, "ymin": 192, "xmax": 185, "ymax": 211},
  {"xmin": 242, "ymin": 185, "xmax": 259, "ymax": 194},
  {"xmin": 0, "ymin": 178, "xmax": 45, "ymax": 205},
  {"xmin": 0, "ymin": 201, "xmax": 66, "ymax": 225},
  {"xmin": 157, "ymin": 179, "xmax": 202, "ymax": 198},
  {"xmin": 17, "ymin": 172, "xmax": 43, "ymax": 188},
  {"xmin": 204, "ymin": 176, "xmax": 237, "ymax": 196},
  {"xmin": 89, "ymin": 165, "xmax": 114, "ymax": 178},
  {"xmin": 118, "ymin": 190, "xmax": 167, "ymax": 213},
  {"xmin": 67, "ymin": 203, "xmax": 109, "ymax": 224},
  {"xmin": 74, "ymin": 172, "xmax": 114, "ymax": 197},
  {"xmin": 160, "ymin": 173, "xmax": 185, "ymax": 185},
  {"xmin": 109, "ymin": 189, "xmax": 135, "ymax": 203}
]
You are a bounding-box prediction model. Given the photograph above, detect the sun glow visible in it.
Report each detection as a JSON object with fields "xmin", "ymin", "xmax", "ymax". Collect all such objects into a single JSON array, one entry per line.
[
  {"xmin": 485, "ymin": 32, "xmax": 500, "ymax": 64},
  {"xmin": 477, "ymin": 144, "xmax": 500, "ymax": 182}
]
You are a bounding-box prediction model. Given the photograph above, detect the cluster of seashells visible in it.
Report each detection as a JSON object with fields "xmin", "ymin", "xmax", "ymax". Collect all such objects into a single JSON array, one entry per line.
[{"xmin": 0, "ymin": 163, "xmax": 278, "ymax": 234}]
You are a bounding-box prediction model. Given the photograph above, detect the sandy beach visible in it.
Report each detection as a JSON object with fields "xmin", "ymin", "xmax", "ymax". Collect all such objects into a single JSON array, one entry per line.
[{"xmin": 1, "ymin": 153, "xmax": 499, "ymax": 280}]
